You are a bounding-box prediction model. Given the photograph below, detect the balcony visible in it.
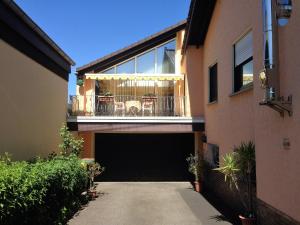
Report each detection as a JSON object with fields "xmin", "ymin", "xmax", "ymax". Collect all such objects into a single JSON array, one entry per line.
[{"xmin": 68, "ymin": 95, "xmax": 186, "ymax": 118}]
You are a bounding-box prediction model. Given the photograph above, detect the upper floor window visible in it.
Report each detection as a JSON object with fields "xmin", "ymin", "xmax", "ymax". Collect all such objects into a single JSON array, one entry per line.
[
  {"xmin": 137, "ymin": 50, "xmax": 155, "ymax": 74},
  {"xmin": 233, "ymin": 31, "xmax": 253, "ymax": 92},
  {"xmin": 156, "ymin": 40, "xmax": 176, "ymax": 74},
  {"xmin": 100, "ymin": 39, "xmax": 176, "ymax": 74},
  {"xmin": 116, "ymin": 59, "xmax": 135, "ymax": 74},
  {"xmin": 102, "ymin": 67, "xmax": 115, "ymax": 74},
  {"xmin": 209, "ymin": 63, "xmax": 218, "ymax": 103}
]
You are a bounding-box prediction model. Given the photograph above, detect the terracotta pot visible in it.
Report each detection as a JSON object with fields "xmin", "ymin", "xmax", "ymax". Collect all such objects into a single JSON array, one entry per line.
[
  {"xmin": 194, "ymin": 181, "xmax": 201, "ymax": 193},
  {"xmin": 88, "ymin": 190, "xmax": 97, "ymax": 199},
  {"xmin": 239, "ymin": 215, "xmax": 256, "ymax": 225}
]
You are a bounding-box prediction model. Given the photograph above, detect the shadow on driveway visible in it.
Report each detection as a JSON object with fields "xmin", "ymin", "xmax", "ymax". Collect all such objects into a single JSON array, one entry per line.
[{"xmin": 178, "ymin": 187, "xmax": 235, "ymax": 225}]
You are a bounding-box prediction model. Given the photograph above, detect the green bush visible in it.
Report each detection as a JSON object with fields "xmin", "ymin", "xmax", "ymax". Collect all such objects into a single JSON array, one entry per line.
[
  {"xmin": 59, "ymin": 123, "xmax": 84, "ymax": 156},
  {"xmin": 0, "ymin": 154, "xmax": 88, "ymax": 225}
]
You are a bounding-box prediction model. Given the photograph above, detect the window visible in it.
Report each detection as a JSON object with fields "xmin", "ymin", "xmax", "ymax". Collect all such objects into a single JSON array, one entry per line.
[
  {"xmin": 209, "ymin": 63, "xmax": 218, "ymax": 103},
  {"xmin": 137, "ymin": 50, "xmax": 155, "ymax": 73},
  {"xmin": 156, "ymin": 40, "xmax": 176, "ymax": 74},
  {"xmin": 116, "ymin": 59, "xmax": 135, "ymax": 74},
  {"xmin": 234, "ymin": 31, "xmax": 253, "ymax": 92},
  {"xmin": 102, "ymin": 67, "xmax": 115, "ymax": 74},
  {"xmin": 100, "ymin": 39, "xmax": 176, "ymax": 74},
  {"xmin": 204, "ymin": 144, "xmax": 219, "ymax": 168}
]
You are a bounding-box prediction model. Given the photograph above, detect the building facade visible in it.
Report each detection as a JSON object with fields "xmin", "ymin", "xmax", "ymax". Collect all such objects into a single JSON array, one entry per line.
[
  {"xmin": 183, "ymin": 0, "xmax": 300, "ymax": 224},
  {"xmin": 0, "ymin": 1, "xmax": 74, "ymax": 160},
  {"xmin": 69, "ymin": 0, "xmax": 299, "ymax": 224},
  {"xmin": 68, "ymin": 21, "xmax": 205, "ymax": 181}
]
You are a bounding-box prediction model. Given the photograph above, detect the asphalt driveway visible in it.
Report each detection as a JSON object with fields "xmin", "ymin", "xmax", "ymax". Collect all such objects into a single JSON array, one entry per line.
[{"xmin": 68, "ymin": 182, "xmax": 233, "ymax": 225}]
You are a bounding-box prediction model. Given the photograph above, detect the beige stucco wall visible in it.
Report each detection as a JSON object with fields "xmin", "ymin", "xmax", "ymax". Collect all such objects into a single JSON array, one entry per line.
[
  {"xmin": 75, "ymin": 78, "xmax": 95, "ymax": 115},
  {"xmin": 184, "ymin": 47, "xmax": 204, "ymax": 117},
  {"xmin": 253, "ymin": 1, "xmax": 300, "ymax": 221},
  {"xmin": 196, "ymin": 0, "xmax": 300, "ymax": 221},
  {"xmin": 0, "ymin": 39, "xmax": 68, "ymax": 160},
  {"xmin": 202, "ymin": 0, "xmax": 255, "ymax": 154}
]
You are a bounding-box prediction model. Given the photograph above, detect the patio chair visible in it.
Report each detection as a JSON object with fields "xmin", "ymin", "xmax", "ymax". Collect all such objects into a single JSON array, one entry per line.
[
  {"xmin": 142, "ymin": 101, "xmax": 154, "ymax": 116},
  {"xmin": 114, "ymin": 100, "xmax": 125, "ymax": 116},
  {"xmin": 125, "ymin": 100, "xmax": 141, "ymax": 116}
]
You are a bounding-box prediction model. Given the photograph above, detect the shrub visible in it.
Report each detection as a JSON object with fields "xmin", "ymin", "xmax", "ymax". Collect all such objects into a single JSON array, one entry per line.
[
  {"xmin": 0, "ymin": 154, "xmax": 88, "ymax": 225},
  {"xmin": 59, "ymin": 123, "xmax": 84, "ymax": 156}
]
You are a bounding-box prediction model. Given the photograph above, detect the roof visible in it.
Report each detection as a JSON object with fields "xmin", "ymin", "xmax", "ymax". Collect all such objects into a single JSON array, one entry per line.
[
  {"xmin": 1, "ymin": 0, "xmax": 75, "ymax": 66},
  {"xmin": 182, "ymin": 0, "xmax": 216, "ymax": 53},
  {"xmin": 77, "ymin": 20, "xmax": 186, "ymax": 75}
]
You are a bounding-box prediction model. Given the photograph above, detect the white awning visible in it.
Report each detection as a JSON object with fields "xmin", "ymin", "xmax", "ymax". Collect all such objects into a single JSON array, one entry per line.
[{"xmin": 85, "ymin": 73, "xmax": 184, "ymax": 81}]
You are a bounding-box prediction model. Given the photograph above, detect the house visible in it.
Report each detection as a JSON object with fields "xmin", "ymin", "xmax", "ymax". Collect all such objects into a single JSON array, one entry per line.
[
  {"xmin": 0, "ymin": 1, "xmax": 74, "ymax": 160},
  {"xmin": 69, "ymin": 0, "xmax": 299, "ymax": 224},
  {"xmin": 183, "ymin": 0, "xmax": 300, "ymax": 225},
  {"xmin": 68, "ymin": 20, "xmax": 205, "ymax": 181}
]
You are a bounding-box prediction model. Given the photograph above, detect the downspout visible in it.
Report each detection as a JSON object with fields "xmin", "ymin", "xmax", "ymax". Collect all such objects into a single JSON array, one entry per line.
[
  {"xmin": 263, "ymin": 0, "xmax": 278, "ymax": 100},
  {"xmin": 259, "ymin": 0, "xmax": 293, "ymax": 117}
]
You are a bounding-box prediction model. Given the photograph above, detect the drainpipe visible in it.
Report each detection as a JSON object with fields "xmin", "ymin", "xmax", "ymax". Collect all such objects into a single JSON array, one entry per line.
[
  {"xmin": 263, "ymin": 0, "xmax": 278, "ymax": 100},
  {"xmin": 259, "ymin": 0, "xmax": 293, "ymax": 117}
]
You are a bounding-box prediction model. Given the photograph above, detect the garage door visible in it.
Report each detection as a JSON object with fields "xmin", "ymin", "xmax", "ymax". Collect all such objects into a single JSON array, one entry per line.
[{"xmin": 95, "ymin": 133, "xmax": 194, "ymax": 181}]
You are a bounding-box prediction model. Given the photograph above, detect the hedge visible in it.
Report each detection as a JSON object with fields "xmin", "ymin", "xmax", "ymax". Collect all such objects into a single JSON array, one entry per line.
[{"xmin": 0, "ymin": 154, "xmax": 88, "ymax": 225}]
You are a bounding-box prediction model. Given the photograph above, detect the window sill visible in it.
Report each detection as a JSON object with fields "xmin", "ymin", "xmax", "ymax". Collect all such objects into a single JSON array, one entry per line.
[
  {"xmin": 207, "ymin": 100, "xmax": 218, "ymax": 105},
  {"xmin": 229, "ymin": 83, "xmax": 253, "ymax": 97}
]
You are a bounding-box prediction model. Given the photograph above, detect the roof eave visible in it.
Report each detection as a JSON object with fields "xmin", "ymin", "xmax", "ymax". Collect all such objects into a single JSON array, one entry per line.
[
  {"xmin": 2, "ymin": 0, "xmax": 75, "ymax": 66},
  {"xmin": 182, "ymin": 0, "xmax": 216, "ymax": 53}
]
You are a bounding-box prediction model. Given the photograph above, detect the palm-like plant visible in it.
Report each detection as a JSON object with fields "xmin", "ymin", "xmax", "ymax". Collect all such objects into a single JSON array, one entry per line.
[
  {"xmin": 216, "ymin": 153, "xmax": 240, "ymax": 190},
  {"xmin": 186, "ymin": 154, "xmax": 201, "ymax": 181},
  {"xmin": 214, "ymin": 141, "xmax": 256, "ymax": 218}
]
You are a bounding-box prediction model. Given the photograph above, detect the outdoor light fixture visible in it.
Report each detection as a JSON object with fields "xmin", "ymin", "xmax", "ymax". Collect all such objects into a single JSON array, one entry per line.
[{"xmin": 259, "ymin": 69, "xmax": 267, "ymax": 89}]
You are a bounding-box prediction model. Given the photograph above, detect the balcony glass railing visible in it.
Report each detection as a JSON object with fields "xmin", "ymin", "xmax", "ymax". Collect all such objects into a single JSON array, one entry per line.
[{"xmin": 68, "ymin": 95, "xmax": 186, "ymax": 117}]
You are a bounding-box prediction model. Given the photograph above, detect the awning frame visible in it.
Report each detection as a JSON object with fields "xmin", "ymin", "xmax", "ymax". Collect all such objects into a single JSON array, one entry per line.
[{"xmin": 85, "ymin": 73, "xmax": 184, "ymax": 81}]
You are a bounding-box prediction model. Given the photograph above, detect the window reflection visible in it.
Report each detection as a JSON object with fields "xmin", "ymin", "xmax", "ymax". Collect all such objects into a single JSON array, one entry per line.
[
  {"xmin": 102, "ymin": 67, "xmax": 115, "ymax": 74},
  {"xmin": 137, "ymin": 50, "xmax": 155, "ymax": 74},
  {"xmin": 100, "ymin": 40, "xmax": 176, "ymax": 74},
  {"xmin": 157, "ymin": 40, "xmax": 176, "ymax": 74},
  {"xmin": 242, "ymin": 60, "xmax": 253, "ymax": 86},
  {"xmin": 116, "ymin": 59, "xmax": 135, "ymax": 74}
]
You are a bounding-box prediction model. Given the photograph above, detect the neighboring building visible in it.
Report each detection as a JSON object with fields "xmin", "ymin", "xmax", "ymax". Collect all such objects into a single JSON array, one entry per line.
[
  {"xmin": 0, "ymin": 1, "xmax": 74, "ymax": 160},
  {"xmin": 183, "ymin": 0, "xmax": 300, "ymax": 225},
  {"xmin": 68, "ymin": 20, "xmax": 205, "ymax": 181}
]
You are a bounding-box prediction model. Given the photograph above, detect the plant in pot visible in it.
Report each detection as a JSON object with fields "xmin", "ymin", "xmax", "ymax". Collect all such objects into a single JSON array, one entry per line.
[
  {"xmin": 143, "ymin": 93, "xmax": 156, "ymax": 97},
  {"xmin": 186, "ymin": 153, "xmax": 203, "ymax": 192},
  {"xmin": 82, "ymin": 159, "xmax": 105, "ymax": 199},
  {"xmin": 104, "ymin": 90, "xmax": 113, "ymax": 96},
  {"xmin": 214, "ymin": 141, "xmax": 256, "ymax": 225},
  {"xmin": 77, "ymin": 78, "xmax": 84, "ymax": 87}
]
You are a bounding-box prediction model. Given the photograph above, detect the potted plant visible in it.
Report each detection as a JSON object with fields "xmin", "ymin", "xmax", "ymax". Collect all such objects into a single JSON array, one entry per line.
[
  {"xmin": 82, "ymin": 159, "xmax": 105, "ymax": 199},
  {"xmin": 77, "ymin": 78, "xmax": 84, "ymax": 87},
  {"xmin": 142, "ymin": 93, "xmax": 157, "ymax": 101},
  {"xmin": 214, "ymin": 141, "xmax": 256, "ymax": 225},
  {"xmin": 186, "ymin": 153, "xmax": 203, "ymax": 192},
  {"xmin": 104, "ymin": 90, "xmax": 113, "ymax": 97}
]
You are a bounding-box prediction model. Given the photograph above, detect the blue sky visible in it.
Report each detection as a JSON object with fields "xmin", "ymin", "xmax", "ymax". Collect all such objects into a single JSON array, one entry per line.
[{"xmin": 15, "ymin": 0, "xmax": 190, "ymax": 96}]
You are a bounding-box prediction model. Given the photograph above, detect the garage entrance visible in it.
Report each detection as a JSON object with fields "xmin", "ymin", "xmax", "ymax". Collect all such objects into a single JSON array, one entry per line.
[{"xmin": 95, "ymin": 133, "xmax": 194, "ymax": 181}]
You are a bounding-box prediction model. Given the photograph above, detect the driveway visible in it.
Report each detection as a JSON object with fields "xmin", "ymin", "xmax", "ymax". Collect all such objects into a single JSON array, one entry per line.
[{"xmin": 68, "ymin": 182, "xmax": 233, "ymax": 225}]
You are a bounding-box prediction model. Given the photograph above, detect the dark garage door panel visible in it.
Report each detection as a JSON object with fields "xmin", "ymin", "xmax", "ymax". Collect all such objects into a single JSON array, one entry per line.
[{"xmin": 95, "ymin": 133, "xmax": 194, "ymax": 181}]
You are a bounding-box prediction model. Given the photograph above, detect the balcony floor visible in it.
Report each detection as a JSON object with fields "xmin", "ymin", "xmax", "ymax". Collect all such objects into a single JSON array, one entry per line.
[
  {"xmin": 67, "ymin": 116, "xmax": 204, "ymax": 133},
  {"xmin": 67, "ymin": 116, "xmax": 204, "ymax": 124}
]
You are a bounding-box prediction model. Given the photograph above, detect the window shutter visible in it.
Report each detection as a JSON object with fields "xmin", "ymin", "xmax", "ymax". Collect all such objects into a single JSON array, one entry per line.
[{"xmin": 235, "ymin": 31, "xmax": 253, "ymax": 66}]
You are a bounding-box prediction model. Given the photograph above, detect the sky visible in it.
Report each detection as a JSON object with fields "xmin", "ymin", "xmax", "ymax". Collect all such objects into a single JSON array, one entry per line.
[{"xmin": 15, "ymin": 0, "xmax": 191, "ymax": 96}]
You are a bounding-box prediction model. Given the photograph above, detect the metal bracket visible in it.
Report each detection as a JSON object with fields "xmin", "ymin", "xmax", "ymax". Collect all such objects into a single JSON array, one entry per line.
[{"xmin": 260, "ymin": 95, "xmax": 292, "ymax": 117}]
